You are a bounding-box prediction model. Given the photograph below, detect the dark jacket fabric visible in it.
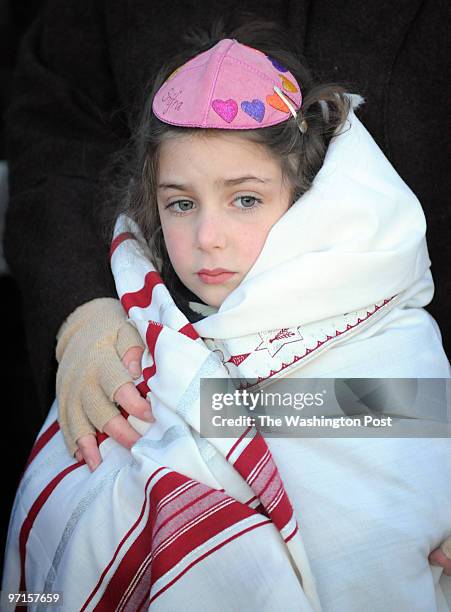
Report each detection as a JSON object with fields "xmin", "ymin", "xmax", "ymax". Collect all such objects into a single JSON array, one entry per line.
[{"xmin": 4, "ymin": 0, "xmax": 450, "ymax": 417}]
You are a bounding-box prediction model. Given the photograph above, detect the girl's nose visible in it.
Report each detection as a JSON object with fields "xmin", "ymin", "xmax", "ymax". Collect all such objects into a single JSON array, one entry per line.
[{"xmin": 195, "ymin": 210, "xmax": 227, "ymax": 251}]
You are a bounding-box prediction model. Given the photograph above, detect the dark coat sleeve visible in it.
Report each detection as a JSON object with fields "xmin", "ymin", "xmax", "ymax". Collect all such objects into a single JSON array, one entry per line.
[{"xmin": 4, "ymin": 1, "xmax": 125, "ymax": 414}]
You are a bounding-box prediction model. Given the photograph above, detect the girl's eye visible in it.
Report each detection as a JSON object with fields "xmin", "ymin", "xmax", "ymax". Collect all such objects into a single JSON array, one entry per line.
[
  {"xmin": 167, "ymin": 200, "xmax": 195, "ymax": 213},
  {"xmin": 234, "ymin": 195, "xmax": 262, "ymax": 210}
]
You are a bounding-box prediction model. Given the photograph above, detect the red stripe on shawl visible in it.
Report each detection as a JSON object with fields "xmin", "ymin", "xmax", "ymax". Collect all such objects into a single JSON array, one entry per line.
[
  {"xmin": 24, "ymin": 408, "xmax": 123, "ymax": 473},
  {"xmin": 268, "ymin": 489, "xmax": 294, "ymax": 531},
  {"xmin": 95, "ymin": 471, "xmax": 262, "ymax": 611},
  {"xmin": 141, "ymin": 314, "xmax": 208, "ymax": 387},
  {"xmin": 81, "ymin": 467, "xmax": 166, "ymax": 612},
  {"xmin": 19, "ymin": 423, "xmax": 113, "ymax": 594},
  {"xmin": 120, "ymin": 271, "xmax": 164, "ymax": 315},
  {"xmin": 92, "ymin": 471, "xmax": 189, "ymax": 610},
  {"xmin": 256, "ymin": 465, "xmax": 278, "ymax": 499},
  {"xmin": 96, "ymin": 431, "xmax": 109, "ymax": 446},
  {"xmin": 148, "ymin": 518, "xmax": 272, "ymax": 606},
  {"xmin": 23, "ymin": 419, "xmax": 60, "ymax": 471},
  {"xmin": 145, "ymin": 321, "xmax": 163, "ymax": 361},
  {"xmin": 232, "ymin": 432, "xmax": 294, "ymax": 532},
  {"xmin": 127, "ymin": 505, "xmax": 268, "ymax": 610},
  {"xmin": 110, "ymin": 232, "xmax": 135, "ymax": 259},
  {"xmin": 18, "ymin": 462, "xmax": 82, "ymax": 594},
  {"xmin": 136, "ymin": 380, "xmax": 150, "ymax": 398},
  {"xmin": 149, "ymin": 479, "xmax": 259, "ymax": 584},
  {"xmin": 284, "ymin": 523, "xmax": 299, "ymax": 544},
  {"xmin": 142, "ymin": 365, "xmax": 156, "ymax": 384},
  {"xmin": 232, "ymin": 431, "xmax": 268, "ymax": 480},
  {"xmin": 149, "ymin": 470, "xmax": 192, "ymax": 503},
  {"xmin": 140, "ymin": 322, "xmax": 163, "ymax": 385},
  {"xmin": 152, "ymin": 488, "xmax": 217, "ymax": 541},
  {"xmin": 225, "ymin": 425, "xmax": 253, "ymax": 461},
  {"xmin": 178, "ymin": 322, "xmax": 200, "ymax": 340}
]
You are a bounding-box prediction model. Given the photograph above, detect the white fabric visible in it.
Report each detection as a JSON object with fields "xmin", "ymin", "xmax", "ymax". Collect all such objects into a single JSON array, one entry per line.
[
  {"xmin": 2, "ymin": 98, "xmax": 450, "ymax": 611},
  {"xmin": 194, "ymin": 95, "xmax": 431, "ymax": 339}
]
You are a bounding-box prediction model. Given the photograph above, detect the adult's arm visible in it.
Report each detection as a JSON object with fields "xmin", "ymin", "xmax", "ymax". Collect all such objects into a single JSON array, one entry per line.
[{"xmin": 4, "ymin": 1, "xmax": 126, "ymax": 415}]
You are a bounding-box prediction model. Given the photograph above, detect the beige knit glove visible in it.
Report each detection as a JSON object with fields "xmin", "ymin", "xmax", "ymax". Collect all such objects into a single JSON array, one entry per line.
[{"xmin": 56, "ymin": 298, "xmax": 145, "ymax": 457}]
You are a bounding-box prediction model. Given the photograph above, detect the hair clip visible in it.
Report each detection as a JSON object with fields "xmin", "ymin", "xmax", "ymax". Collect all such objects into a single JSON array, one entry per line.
[{"xmin": 273, "ymin": 86, "xmax": 308, "ymax": 134}]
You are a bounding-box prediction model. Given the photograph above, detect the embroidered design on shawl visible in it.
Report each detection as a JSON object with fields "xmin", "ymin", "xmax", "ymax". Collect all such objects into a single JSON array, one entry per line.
[
  {"xmin": 256, "ymin": 327, "xmax": 304, "ymax": 357},
  {"xmin": 227, "ymin": 352, "xmax": 251, "ymax": 367},
  {"xmin": 221, "ymin": 297, "xmax": 396, "ymax": 389}
]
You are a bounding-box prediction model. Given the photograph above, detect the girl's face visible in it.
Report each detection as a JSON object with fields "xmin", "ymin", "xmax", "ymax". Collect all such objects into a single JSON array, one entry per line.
[{"xmin": 157, "ymin": 132, "xmax": 292, "ymax": 307}]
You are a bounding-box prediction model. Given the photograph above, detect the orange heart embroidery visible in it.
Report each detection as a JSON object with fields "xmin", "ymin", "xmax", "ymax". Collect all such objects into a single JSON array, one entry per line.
[
  {"xmin": 280, "ymin": 75, "xmax": 298, "ymax": 93},
  {"xmin": 266, "ymin": 93, "xmax": 289, "ymax": 113}
]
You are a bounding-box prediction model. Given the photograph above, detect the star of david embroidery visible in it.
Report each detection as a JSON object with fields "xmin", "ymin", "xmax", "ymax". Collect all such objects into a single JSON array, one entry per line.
[{"xmin": 254, "ymin": 327, "xmax": 304, "ymax": 358}]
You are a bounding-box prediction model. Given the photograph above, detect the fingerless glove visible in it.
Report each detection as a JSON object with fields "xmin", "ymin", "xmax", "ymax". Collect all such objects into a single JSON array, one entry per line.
[{"xmin": 56, "ymin": 297, "xmax": 144, "ymax": 456}]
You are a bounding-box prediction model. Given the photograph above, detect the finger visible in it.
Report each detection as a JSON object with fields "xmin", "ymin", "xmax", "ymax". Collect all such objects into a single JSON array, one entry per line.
[
  {"xmin": 76, "ymin": 434, "xmax": 103, "ymax": 472},
  {"xmin": 75, "ymin": 450, "xmax": 83, "ymax": 463},
  {"xmin": 98, "ymin": 344, "xmax": 134, "ymax": 403},
  {"xmin": 82, "ymin": 383, "xmax": 121, "ymax": 433},
  {"xmin": 103, "ymin": 413, "xmax": 142, "ymax": 449},
  {"xmin": 114, "ymin": 381, "xmax": 153, "ymax": 422},
  {"xmin": 429, "ymin": 548, "xmax": 451, "ymax": 576},
  {"xmin": 116, "ymin": 320, "xmax": 145, "ymax": 361},
  {"xmin": 56, "ymin": 389, "xmax": 96, "ymax": 458},
  {"xmin": 122, "ymin": 346, "xmax": 144, "ymax": 379}
]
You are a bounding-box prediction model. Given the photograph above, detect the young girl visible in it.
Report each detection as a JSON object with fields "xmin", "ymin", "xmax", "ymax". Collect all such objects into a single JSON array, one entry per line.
[{"xmin": 3, "ymin": 22, "xmax": 451, "ymax": 611}]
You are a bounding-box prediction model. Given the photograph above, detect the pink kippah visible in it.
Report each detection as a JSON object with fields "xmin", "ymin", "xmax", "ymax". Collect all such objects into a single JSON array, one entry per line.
[{"xmin": 152, "ymin": 38, "xmax": 302, "ymax": 129}]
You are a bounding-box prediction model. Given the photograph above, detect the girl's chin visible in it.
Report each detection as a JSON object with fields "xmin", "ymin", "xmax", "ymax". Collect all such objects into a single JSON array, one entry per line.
[
  {"xmin": 182, "ymin": 277, "xmax": 238, "ymax": 309},
  {"xmin": 193, "ymin": 286, "xmax": 230, "ymax": 309},
  {"xmin": 198, "ymin": 293, "xmax": 225, "ymax": 309}
]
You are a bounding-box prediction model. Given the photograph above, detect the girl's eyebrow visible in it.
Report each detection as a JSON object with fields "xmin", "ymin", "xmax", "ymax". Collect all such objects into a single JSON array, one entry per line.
[
  {"xmin": 158, "ymin": 176, "xmax": 272, "ymax": 190},
  {"xmin": 220, "ymin": 176, "xmax": 273, "ymax": 186}
]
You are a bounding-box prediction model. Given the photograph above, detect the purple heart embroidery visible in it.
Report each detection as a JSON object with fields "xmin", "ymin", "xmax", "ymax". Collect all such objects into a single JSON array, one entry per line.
[
  {"xmin": 211, "ymin": 99, "xmax": 238, "ymax": 123},
  {"xmin": 241, "ymin": 99, "xmax": 265, "ymax": 123},
  {"xmin": 266, "ymin": 56, "xmax": 288, "ymax": 72}
]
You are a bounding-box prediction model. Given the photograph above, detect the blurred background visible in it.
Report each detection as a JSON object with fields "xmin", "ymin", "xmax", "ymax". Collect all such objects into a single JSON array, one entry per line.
[{"xmin": 0, "ymin": 0, "xmax": 43, "ymax": 582}]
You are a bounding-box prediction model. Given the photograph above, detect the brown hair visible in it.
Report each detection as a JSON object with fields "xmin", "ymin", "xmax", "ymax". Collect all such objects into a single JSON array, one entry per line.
[{"xmin": 106, "ymin": 18, "xmax": 352, "ymax": 291}]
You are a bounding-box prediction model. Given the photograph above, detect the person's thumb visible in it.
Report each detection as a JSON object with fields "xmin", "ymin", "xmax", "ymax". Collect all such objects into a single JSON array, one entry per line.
[
  {"xmin": 122, "ymin": 346, "xmax": 145, "ymax": 379},
  {"xmin": 116, "ymin": 320, "xmax": 145, "ymax": 379}
]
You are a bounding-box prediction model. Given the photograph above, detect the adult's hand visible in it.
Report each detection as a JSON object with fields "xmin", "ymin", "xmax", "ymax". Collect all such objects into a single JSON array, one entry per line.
[
  {"xmin": 56, "ymin": 298, "xmax": 153, "ymax": 471},
  {"xmin": 74, "ymin": 344, "xmax": 152, "ymax": 470}
]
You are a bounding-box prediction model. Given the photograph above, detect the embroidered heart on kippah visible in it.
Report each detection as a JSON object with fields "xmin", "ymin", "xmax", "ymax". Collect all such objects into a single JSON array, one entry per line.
[
  {"xmin": 266, "ymin": 93, "xmax": 290, "ymax": 113},
  {"xmin": 212, "ymin": 99, "xmax": 238, "ymax": 123},
  {"xmin": 266, "ymin": 56, "xmax": 288, "ymax": 72},
  {"xmin": 280, "ymin": 75, "xmax": 298, "ymax": 93},
  {"xmin": 241, "ymin": 99, "xmax": 265, "ymax": 123}
]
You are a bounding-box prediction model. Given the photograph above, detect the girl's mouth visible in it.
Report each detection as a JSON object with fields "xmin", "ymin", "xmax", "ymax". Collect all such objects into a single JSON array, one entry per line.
[{"xmin": 197, "ymin": 268, "xmax": 236, "ymax": 284}]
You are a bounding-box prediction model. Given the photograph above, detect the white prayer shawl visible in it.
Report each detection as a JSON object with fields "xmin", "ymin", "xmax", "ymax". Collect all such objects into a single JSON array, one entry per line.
[{"xmin": 3, "ymin": 99, "xmax": 450, "ymax": 611}]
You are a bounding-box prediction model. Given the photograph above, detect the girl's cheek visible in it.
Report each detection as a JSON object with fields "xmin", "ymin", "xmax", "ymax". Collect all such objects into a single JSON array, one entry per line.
[
  {"xmin": 243, "ymin": 225, "xmax": 272, "ymax": 258},
  {"xmin": 162, "ymin": 226, "xmax": 190, "ymax": 261}
]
